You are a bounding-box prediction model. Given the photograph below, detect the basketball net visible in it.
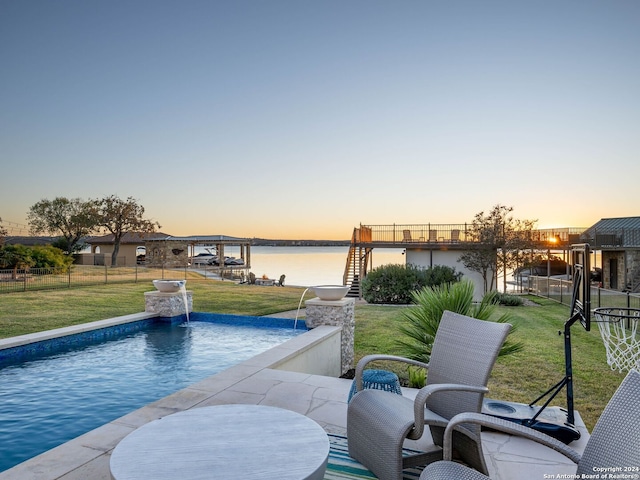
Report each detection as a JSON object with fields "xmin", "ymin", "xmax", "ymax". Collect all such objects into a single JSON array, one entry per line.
[{"xmin": 593, "ymin": 307, "xmax": 640, "ymax": 373}]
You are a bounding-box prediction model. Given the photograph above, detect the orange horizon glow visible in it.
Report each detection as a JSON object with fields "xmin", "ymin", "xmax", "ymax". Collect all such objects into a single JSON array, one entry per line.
[{"xmin": 0, "ymin": 215, "xmax": 607, "ymax": 242}]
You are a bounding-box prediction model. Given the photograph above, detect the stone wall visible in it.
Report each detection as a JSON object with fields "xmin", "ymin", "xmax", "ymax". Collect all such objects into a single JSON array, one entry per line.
[
  {"xmin": 304, "ymin": 297, "xmax": 355, "ymax": 375},
  {"xmin": 145, "ymin": 241, "xmax": 189, "ymax": 268},
  {"xmin": 602, "ymin": 250, "xmax": 640, "ymax": 290},
  {"xmin": 625, "ymin": 250, "xmax": 640, "ymax": 291},
  {"xmin": 144, "ymin": 291, "xmax": 193, "ymax": 318}
]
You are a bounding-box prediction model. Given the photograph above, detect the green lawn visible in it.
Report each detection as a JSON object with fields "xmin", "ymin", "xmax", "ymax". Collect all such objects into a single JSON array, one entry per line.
[
  {"xmin": 0, "ymin": 281, "xmax": 315, "ymax": 337},
  {"xmin": 0, "ymin": 281, "xmax": 626, "ymax": 430},
  {"xmin": 352, "ymin": 299, "xmax": 626, "ymax": 431}
]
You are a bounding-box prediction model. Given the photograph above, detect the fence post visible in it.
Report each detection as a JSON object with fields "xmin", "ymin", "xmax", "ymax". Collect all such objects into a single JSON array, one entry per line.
[
  {"xmin": 547, "ymin": 276, "xmax": 550, "ymax": 300},
  {"xmin": 68, "ymin": 268, "xmax": 71, "ymax": 288},
  {"xmin": 560, "ymin": 280, "xmax": 563, "ymax": 304},
  {"xmin": 104, "ymin": 264, "xmax": 108, "ymax": 284}
]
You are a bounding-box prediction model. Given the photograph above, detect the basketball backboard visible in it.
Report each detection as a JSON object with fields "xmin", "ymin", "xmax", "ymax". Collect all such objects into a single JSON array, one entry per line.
[{"xmin": 570, "ymin": 244, "xmax": 591, "ymax": 330}]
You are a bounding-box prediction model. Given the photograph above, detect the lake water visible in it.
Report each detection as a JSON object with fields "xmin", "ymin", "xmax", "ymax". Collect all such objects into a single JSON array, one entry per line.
[
  {"xmin": 195, "ymin": 245, "xmax": 406, "ymax": 287},
  {"xmin": 193, "ymin": 244, "xmax": 586, "ymax": 291}
]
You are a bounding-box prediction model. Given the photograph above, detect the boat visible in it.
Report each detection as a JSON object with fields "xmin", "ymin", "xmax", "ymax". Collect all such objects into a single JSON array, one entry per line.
[
  {"xmin": 224, "ymin": 257, "xmax": 245, "ymax": 266},
  {"xmin": 189, "ymin": 253, "xmax": 217, "ymax": 266}
]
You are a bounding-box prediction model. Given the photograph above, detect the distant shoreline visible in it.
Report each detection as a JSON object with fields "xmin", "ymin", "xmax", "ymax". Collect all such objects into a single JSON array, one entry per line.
[
  {"xmin": 250, "ymin": 238, "xmax": 350, "ymax": 247},
  {"xmin": 5, "ymin": 235, "xmax": 353, "ymax": 248}
]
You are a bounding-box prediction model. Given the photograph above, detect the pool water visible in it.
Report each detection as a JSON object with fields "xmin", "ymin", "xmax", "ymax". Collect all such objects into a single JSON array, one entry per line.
[{"xmin": 0, "ymin": 315, "xmax": 304, "ymax": 472}]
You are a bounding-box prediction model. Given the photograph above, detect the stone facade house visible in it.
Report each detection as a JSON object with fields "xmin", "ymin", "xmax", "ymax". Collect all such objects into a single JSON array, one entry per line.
[
  {"xmin": 81, "ymin": 232, "xmax": 171, "ymax": 266},
  {"xmin": 581, "ymin": 217, "xmax": 640, "ymax": 292}
]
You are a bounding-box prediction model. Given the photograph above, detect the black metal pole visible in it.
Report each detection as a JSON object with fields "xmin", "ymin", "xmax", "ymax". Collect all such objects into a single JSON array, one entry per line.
[
  {"xmin": 528, "ymin": 311, "xmax": 580, "ymax": 426},
  {"xmin": 563, "ymin": 313, "xmax": 580, "ymax": 425}
]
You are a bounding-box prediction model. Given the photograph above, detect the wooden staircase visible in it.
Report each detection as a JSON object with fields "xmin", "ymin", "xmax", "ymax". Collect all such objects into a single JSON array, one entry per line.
[{"xmin": 343, "ymin": 227, "xmax": 373, "ymax": 298}]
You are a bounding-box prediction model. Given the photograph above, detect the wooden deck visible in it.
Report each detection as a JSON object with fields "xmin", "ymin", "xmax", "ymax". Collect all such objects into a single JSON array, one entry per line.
[
  {"xmin": 352, "ymin": 224, "xmax": 585, "ymax": 248},
  {"xmin": 343, "ymin": 223, "xmax": 586, "ymax": 296}
]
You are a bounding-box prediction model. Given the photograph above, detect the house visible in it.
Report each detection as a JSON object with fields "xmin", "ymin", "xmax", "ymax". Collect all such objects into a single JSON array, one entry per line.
[
  {"xmin": 344, "ymin": 224, "xmax": 493, "ymax": 300},
  {"xmin": 82, "ymin": 232, "xmax": 171, "ymax": 266},
  {"xmin": 581, "ymin": 216, "xmax": 640, "ymax": 292}
]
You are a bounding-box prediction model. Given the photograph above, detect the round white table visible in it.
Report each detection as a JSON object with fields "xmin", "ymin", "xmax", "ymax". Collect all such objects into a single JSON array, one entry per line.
[{"xmin": 109, "ymin": 404, "xmax": 329, "ymax": 480}]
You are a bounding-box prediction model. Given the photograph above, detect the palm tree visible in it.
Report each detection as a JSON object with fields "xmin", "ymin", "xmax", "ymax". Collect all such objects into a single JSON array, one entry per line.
[{"xmin": 397, "ymin": 279, "xmax": 523, "ymax": 363}]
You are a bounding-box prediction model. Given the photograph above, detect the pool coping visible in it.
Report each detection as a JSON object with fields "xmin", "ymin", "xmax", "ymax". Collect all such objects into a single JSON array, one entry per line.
[{"xmin": 0, "ymin": 312, "xmax": 158, "ymax": 350}]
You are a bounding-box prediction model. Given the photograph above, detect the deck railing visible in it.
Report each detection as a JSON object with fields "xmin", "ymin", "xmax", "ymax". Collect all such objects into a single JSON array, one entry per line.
[
  {"xmin": 581, "ymin": 228, "xmax": 640, "ymax": 248},
  {"xmin": 357, "ymin": 224, "xmax": 640, "ymax": 250},
  {"xmin": 355, "ymin": 224, "xmax": 586, "ymax": 246}
]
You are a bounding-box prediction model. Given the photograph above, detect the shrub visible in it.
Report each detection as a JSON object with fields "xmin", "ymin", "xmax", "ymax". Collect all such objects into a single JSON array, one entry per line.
[
  {"xmin": 29, "ymin": 245, "xmax": 73, "ymax": 272},
  {"xmin": 361, "ymin": 263, "xmax": 461, "ymax": 304},
  {"xmin": 397, "ymin": 279, "xmax": 523, "ymax": 363},
  {"xmin": 421, "ymin": 264, "xmax": 464, "ymax": 287},
  {"xmin": 495, "ymin": 292, "xmax": 524, "ymax": 306},
  {"xmin": 408, "ymin": 366, "xmax": 427, "ymax": 388},
  {"xmin": 0, "ymin": 244, "xmax": 35, "ymax": 269}
]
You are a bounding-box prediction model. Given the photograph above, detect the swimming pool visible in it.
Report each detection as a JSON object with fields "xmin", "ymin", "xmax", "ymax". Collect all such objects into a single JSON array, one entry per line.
[{"xmin": 0, "ymin": 313, "xmax": 305, "ymax": 472}]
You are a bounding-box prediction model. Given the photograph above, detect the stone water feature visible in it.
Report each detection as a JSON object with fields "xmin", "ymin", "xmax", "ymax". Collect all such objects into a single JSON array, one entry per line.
[
  {"xmin": 304, "ymin": 286, "xmax": 355, "ymax": 376},
  {"xmin": 144, "ymin": 280, "xmax": 193, "ymax": 319}
]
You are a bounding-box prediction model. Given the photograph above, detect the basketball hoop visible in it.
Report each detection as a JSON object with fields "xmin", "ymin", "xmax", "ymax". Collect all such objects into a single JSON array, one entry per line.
[
  {"xmin": 485, "ymin": 244, "xmax": 591, "ymax": 443},
  {"xmin": 593, "ymin": 307, "xmax": 640, "ymax": 373}
]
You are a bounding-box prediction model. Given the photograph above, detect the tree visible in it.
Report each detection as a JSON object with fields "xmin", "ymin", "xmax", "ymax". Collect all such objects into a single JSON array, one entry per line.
[
  {"xmin": 0, "ymin": 244, "xmax": 36, "ymax": 279},
  {"xmin": 27, "ymin": 197, "xmax": 97, "ymax": 254},
  {"xmin": 495, "ymin": 213, "xmax": 537, "ymax": 293},
  {"xmin": 92, "ymin": 195, "xmax": 160, "ymax": 266},
  {"xmin": 0, "ymin": 217, "xmax": 7, "ymax": 248},
  {"xmin": 397, "ymin": 279, "xmax": 523, "ymax": 363},
  {"xmin": 458, "ymin": 205, "xmax": 536, "ymax": 293}
]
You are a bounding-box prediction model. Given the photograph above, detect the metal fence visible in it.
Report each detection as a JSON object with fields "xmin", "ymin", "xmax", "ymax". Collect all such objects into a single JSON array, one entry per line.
[
  {"xmin": 0, "ymin": 260, "xmax": 250, "ymax": 294},
  {"xmin": 0, "ymin": 264, "xmax": 205, "ymax": 294},
  {"xmin": 528, "ymin": 275, "xmax": 640, "ymax": 310},
  {"xmin": 358, "ymin": 224, "xmax": 586, "ymax": 246},
  {"xmin": 360, "ymin": 224, "xmax": 470, "ymax": 243}
]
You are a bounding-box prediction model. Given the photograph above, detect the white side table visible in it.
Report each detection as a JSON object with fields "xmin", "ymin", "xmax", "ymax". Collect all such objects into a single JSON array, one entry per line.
[{"xmin": 110, "ymin": 404, "xmax": 329, "ymax": 480}]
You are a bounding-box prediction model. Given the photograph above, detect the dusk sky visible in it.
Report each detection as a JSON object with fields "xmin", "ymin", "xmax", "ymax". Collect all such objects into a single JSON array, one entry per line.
[{"xmin": 1, "ymin": 1, "xmax": 638, "ymax": 239}]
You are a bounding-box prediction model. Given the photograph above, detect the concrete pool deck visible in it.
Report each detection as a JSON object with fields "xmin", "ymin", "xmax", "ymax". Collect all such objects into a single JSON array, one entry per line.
[{"xmin": 0, "ymin": 312, "xmax": 589, "ymax": 480}]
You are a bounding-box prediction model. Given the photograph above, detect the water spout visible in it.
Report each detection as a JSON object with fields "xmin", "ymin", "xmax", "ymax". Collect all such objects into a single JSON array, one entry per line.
[
  {"xmin": 178, "ymin": 281, "xmax": 189, "ymax": 323},
  {"xmin": 294, "ymin": 287, "xmax": 310, "ymax": 330}
]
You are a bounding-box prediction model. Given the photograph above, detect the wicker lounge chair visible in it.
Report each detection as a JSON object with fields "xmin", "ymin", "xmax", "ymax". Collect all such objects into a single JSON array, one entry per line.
[
  {"xmin": 420, "ymin": 368, "xmax": 640, "ymax": 480},
  {"xmin": 347, "ymin": 311, "xmax": 511, "ymax": 480}
]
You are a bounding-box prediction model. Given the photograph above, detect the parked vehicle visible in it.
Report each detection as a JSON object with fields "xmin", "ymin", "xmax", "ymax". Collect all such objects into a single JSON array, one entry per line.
[{"xmin": 515, "ymin": 259, "xmax": 570, "ymax": 283}]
